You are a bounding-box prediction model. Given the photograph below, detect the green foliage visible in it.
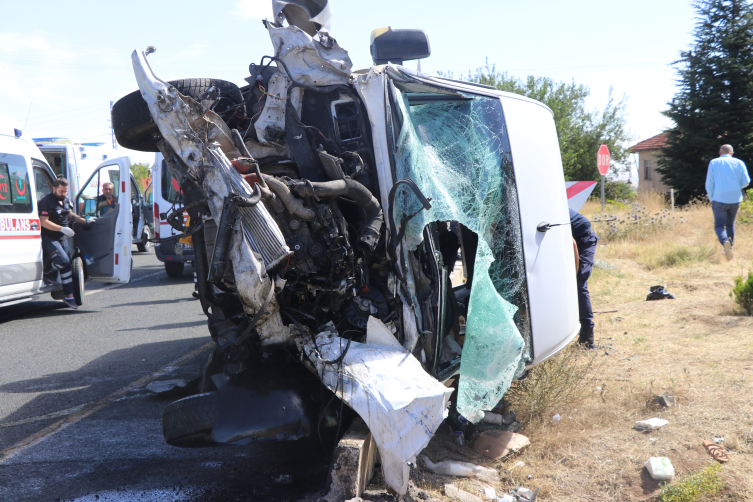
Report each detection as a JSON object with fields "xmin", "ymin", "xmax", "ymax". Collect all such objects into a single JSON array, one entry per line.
[
  {"xmin": 737, "ymin": 189, "xmax": 753, "ymax": 223},
  {"xmin": 130, "ymin": 162, "xmax": 151, "ymax": 189},
  {"xmin": 505, "ymin": 346, "xmax": 599, "ymax": 421},
  {"xmin": 731, "ymin": 265, "xmax": 753, "ymax": 315},
  {"xmin": 443, "ymin": 60, "xmax": 632, "ymax": 182},
  {"xmin": 657, "ymin": 464, "xmax": 724, "ymax": 502},
  {"xmin": 589, "ymin": 180, "xmax": 637, "ymax": 202},
  {"xmin": 659, "ymin": 0, "xmax": 753, "ymax": 205}
]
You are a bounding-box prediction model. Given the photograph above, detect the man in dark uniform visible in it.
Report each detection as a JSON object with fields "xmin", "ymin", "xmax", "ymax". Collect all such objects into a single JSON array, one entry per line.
[
  {"xmin": 39, "ymin": 178, "xmax": 93, "ymax": 309},
  {"xmin": 570, "ymin": 208, "xmax": 598, "ymax": 349}
]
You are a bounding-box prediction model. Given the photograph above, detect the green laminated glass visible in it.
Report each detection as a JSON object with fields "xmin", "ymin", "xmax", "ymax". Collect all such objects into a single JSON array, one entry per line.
[{"xmin": 393, "ymin": 85, "xmax": 529, "ymax": 422}]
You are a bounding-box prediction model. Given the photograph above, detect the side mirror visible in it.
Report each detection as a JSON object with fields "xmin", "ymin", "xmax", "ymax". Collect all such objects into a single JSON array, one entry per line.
[{"xmin": 370, "ymin": 27, "xmax": 431, "ymax": 65}]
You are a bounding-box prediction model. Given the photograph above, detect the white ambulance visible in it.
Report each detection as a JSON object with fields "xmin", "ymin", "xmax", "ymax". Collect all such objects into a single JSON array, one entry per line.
[
  {"xmin": 34, "ymin": 138, "xmax": 152, "ymax": 252},
  {"xmin": 0, "ymin": 113, "xmax": 133, "ymax": 308}
]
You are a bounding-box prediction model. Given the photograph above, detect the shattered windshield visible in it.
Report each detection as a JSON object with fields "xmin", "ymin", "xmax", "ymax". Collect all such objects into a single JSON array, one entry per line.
[{"xmin": 391, "ymin": 79, "xmax": 531, "ymax": 421}]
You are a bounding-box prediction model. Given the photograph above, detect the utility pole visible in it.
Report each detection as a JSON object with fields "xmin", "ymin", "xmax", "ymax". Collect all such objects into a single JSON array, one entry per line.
[{"xmin": 110, "ymin": 101, "xmax": 117, "ymax": 150}]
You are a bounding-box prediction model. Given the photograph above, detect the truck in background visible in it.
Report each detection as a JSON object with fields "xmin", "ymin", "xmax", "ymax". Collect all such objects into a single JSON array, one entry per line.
[{"xmin": 150, "ymin": 152, "xmax": 193, "ymax": 277}]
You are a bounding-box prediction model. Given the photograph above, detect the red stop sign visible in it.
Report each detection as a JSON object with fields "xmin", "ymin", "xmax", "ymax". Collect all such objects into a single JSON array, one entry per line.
[{"xmin": 597, "ymin": 144, "xmax": 611, "ymax": 176}]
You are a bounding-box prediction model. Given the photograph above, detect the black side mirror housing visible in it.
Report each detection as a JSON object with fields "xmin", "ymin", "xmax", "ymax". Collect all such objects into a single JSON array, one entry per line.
[{"xmin": 370, "ymin": 27, "xmax": 431, "ymax": 65}]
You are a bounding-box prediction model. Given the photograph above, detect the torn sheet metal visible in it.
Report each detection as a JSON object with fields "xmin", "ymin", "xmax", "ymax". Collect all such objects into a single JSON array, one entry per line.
[
  {"xmin": 131, "ymin": 49, "xmax": 287, "ymax": 317},
  {"xmin": 267, "ymin": 23, "xmax": 352, "ymax": 86},
  {"xmin": 302, "ymin": 317, "xmax": 453, "ymax": 495},
  {"xmin": 254, "ymin": 74, "xmax": 303, "ymax": 144},
  {"xmin": 273, "ymin": 0, "xmax": 333, "ymax": 36}
]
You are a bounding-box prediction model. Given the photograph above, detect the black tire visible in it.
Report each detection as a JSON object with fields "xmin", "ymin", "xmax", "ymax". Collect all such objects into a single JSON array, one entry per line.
[
  {"xmin": 111, "ymin": 79, "xmax": 246, "ymax": 152},
  {"xmin": 72, "ymin": 257, "xmax": 85, "ymax": 306},
  {"xmin": 164, "ymin": 261, "xmax": 184, "ymax": 278},
  {"xmin": 136, "ymin": 227, "xmax": 150, "ymax": 253},
  {"xmin": 162, "ymin": 392, "xmax": 220, "ymax": 446}
]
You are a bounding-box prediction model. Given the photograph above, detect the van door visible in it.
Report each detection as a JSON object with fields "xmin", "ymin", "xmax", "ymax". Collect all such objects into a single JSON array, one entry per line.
[
  {"xmin": 74, "ymin": 157, "xmax": 132, "ymax": 283},
  {"xmin": 130, "ymin": 175, "xmax": 144, "ymax": 242}
]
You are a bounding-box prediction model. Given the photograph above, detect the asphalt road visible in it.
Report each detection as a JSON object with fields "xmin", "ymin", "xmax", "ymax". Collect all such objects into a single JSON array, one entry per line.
[{"xmin": 0, "ymin": 250, "xmax": 331, "ymax": 502}]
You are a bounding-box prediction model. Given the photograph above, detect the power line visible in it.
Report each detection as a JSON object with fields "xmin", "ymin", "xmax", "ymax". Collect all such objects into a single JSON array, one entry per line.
[{"xmin": 26, "ymin": 109, "xmax": 107, "ymax": 128}]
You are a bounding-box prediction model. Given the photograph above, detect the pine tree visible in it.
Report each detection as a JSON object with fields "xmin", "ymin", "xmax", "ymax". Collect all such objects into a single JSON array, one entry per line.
[{"xmin": 659, "ymin": 0, "xmax": 753, "ymax": 204}]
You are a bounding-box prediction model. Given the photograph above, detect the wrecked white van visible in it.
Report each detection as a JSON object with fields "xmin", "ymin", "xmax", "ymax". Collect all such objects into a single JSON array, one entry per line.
[{"xmin": 110, "ymin": 0, "xmax": 578, "ymax": 495}]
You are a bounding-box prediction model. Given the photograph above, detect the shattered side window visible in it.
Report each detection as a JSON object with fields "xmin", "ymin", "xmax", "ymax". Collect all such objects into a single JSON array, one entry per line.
[{"xmin": 392, "ymin": 84, "xmax": 530, "ymax": 422}]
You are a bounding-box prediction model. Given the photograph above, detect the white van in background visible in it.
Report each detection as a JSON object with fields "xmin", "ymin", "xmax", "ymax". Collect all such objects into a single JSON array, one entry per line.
[
  {"xmin": 34, "ymin": 138, "xmax": 152, "ymax": 252},
  {"xmin": 150, "ymin": 152, "xmax": 193, "ymax": 277},
  {"xmin": 0, "ymin": 113, "xmax": 133, "ymax": 308}
]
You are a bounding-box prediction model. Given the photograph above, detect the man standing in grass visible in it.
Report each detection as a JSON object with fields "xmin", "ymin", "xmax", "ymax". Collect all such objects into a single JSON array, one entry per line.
[
  {"xmin": 571, "ymin": 209, "xmax": 598, "ymax": 349},
  {"xmin": 705, "ymin": 144, "xmax": 750, "ymax": 261}
]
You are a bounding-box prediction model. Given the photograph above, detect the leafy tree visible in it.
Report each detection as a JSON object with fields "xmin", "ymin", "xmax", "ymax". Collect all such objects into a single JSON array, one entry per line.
[
  {"xmin": 447, "ymin": 61, "xmax": 632, "ymax": 181},
  {"xmin": 659, "ymin": 0, "xmax": 753, "ymax": 204},
  {"xmin": 130, "ymin": 162, "xmax": 151, "ymax": 190}
]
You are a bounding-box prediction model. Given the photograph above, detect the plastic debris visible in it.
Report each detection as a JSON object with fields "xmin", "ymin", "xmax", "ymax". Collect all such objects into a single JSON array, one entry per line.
[
  {"xmin": 482, "ymin": 411, "xmax": 504, "ymax": 424},
  {"xmin": 303, "ymin": 318, "xmax": 454, "ymax": 496},
  {"xmin": 646, "ymin": 285, "xmax": 675, "ymax": 301},
  {"xmin": 145, "ymin": 379, "xmax": 189, "ymax": 395},
  {"xmin": 423, "ymin": 456, "xmax": 499, "ymax": 482},
  {"xmin": 454, "ymin": 430, "xmax": 465, "ymax": 446},
  {"xmin": 552, "ymin": 414, "xmax": 561, "ymax": 423},
  {"xmin": 499, "ymin": 495, "xmax": 515, "ymax": 502},
  {"xmin": 515, "ymin": 487, "xmax": 534, "ymax": 500},
  {"xmin": 645, "ymin": 457, "xmax": 675, "ymax": 480},
  {"xmin": 635, "ymin": 418, "xmax": 669, "ymax": 431},
  {"xmin": 473, "ymin": 430, "xmax": 530, "ymax": 459},
  {"xmin": 712, "ymin": 436, "xmax": 725, "ymax": 444},
  {"xmin": 444, "ymin": 484, "xmax": 483, "ymax": 502},
  {"xmin": 483, "ymin": 486, "xmax": 496, "ymax": 499},
  {"xmin": 652, "ymin": 392, "xmax": 675, "ymax": 407}
]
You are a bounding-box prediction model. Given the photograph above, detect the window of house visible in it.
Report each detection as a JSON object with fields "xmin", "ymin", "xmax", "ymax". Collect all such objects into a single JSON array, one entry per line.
[{"xmin": 644, "ymin": 160, "xmax": 653, "ymax": 180}]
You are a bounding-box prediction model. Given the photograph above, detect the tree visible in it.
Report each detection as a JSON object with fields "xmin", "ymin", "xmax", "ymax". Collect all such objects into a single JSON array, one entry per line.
[
  {"xmin": 452, "ymin": 61, "xmax": 632, "ymax": 181},
  {"xmin": 130, "ymin": 162, "xmax": 151, "ymax": 190},
  {"xmin": 659, "ymin": 0, "xmax": 753, "ymax": 204}
]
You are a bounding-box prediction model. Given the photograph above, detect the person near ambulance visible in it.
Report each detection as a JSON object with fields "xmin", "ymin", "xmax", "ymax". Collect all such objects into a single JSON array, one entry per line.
[
  {"xmin": 96, "ymin": 182, "xmax": 118, "ymax": 215},
  {"xmin": 38, "ymin": 177, "xmax": 94, "ymax": 309},
  {"xmin": 570, "ymin": 208, "xmax": 597, "ymax": 349}
]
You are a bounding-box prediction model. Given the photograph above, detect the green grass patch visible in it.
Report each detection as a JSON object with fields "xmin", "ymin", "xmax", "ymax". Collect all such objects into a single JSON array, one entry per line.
[
  {"xmin": 657, "ymin": 464, "xmax": 724, "ymax": 502},
  {"xmin": 645, "ymin": 245, "xmax": 716, "ymax": 270}
]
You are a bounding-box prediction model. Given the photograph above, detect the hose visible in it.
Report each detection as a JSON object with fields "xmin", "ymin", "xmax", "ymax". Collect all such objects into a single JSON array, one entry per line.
[
  {"xmin": 263, "ymin": 175, "xmax": 316, "ymax": 221},
  {"xmin": 287, "ymin": 179, "xmax": 383, "ymax": 252}
]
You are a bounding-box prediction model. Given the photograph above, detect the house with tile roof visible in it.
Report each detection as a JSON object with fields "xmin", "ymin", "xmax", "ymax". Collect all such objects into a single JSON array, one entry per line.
[{"xmin": 630, "ymin": 132, "xmax": 669, "ymax": 195}]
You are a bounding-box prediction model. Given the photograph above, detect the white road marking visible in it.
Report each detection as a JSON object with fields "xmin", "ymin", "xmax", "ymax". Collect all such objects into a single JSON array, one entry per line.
[{"xmin": 0, "ymin": 341, "xmax": 212, "ymax": 463}]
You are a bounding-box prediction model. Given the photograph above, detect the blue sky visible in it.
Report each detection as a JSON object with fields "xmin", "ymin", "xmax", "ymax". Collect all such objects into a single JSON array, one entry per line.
[{"xmin": 0, "ymin": 0, "xmax": 697, "ymax": 174}]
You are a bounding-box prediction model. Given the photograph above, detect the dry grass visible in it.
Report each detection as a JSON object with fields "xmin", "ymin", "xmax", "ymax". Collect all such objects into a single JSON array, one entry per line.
[
  {"xmin": 501, "ymin": 194, "xmax": 753, "ymax": 501},
  {"xmin": 406, "ymin": 193, "xmax": 753, "ymax": 502}
]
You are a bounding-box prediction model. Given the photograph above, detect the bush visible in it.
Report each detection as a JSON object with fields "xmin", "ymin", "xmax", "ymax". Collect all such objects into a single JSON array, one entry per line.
[
  {"xmin": 737, "ymin": 189, "xmax": 753, "ymax": 224},
  {"xmin": 731, "ymin": 267, "xmax": 753, "ymax": 315},
  {"xmin": 589, "ymin": 180, "xmax": 637, "ymax": 202},
  {"xmin": 505, "ymin": 345, "xmax": 599, "ymax": 421},
  {"xmin": 657, "ymin": 464, "xmax": 724, "ymax": 502}
]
